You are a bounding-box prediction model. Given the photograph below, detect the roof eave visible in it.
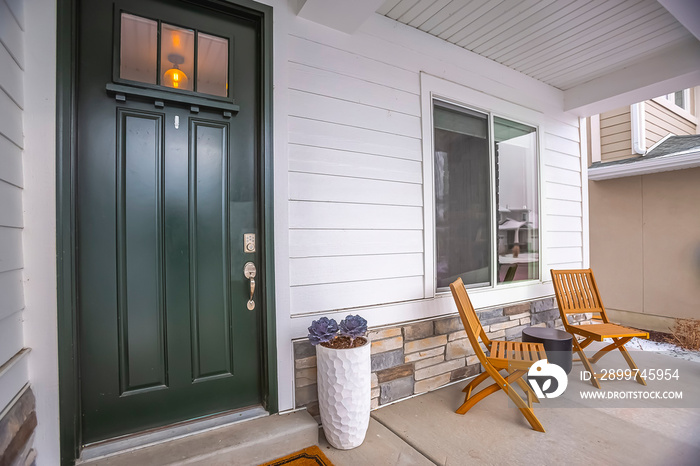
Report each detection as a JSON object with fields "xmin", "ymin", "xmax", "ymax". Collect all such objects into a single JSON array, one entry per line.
[{"xmin": 588, "ymin": 150, "xmax": 700, "ymax": 181}]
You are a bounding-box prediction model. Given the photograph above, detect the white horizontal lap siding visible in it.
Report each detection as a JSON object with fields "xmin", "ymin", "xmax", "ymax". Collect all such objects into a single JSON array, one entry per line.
[
  {"xmin": 0, "ymin": 0, "xmax": 26, "ymax": 409},
  {"xmin": 287, "ymin": 31, "xmax": 424, "ymax": 316},
  {"xmin": 0, "ymin": 310, "xmax": 22, "ymax": 373},
  {"xmin": 288, "ymin": 63, "xmax": 420, "ymax": 116},
  {"xmin": 287, "ymin": 35, "xmax": 418, "ymax": 95},
  {"xmin": 290, "ymin": 230, "xmax": 423, "ymax": 258},
  {"xmin": 542, "ymin": 123, "xmax": 584, "ymax": 274},
  {"xmin": 291, "ymin": 277, "xmax": 425, "ymax": 314},
  {"xmin": 0, "ymin": 227, "xmax": 22, "ymax": 272},
  {"xmin": 289, "ymin": 202, "xmax": 422, "ymax": 230},
  {"xmin": 289, "ymin": 255, "xmax": 424, "ymax": 313},
  {"xmin": 289, "ymin": 172, "xmax": 422, "ymax": 207},
  {"xmin": 289, "ymin": 118, "xmax": 422, "ymax": 160},
  {"xmin": 285, "ymin": 15, "xmax": 584, "ymax": 316},
  {"xmin": 289, "ymin": 144, "xmax": 422, "ymax": 184},
  {"xmin": 290, "ymin": 253, "xmax": 423, "ymax": 287},
  {"xmin": 289, "ymin": 90, "xmax": 420, "ymax": 138}
]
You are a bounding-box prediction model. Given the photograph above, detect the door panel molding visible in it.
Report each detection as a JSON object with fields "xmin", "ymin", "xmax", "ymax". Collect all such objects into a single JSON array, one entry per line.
[
  {"xmin": 116, "ymin": 109, "xmax": 169, "ymax": 395},
  {"xmin": 189, "ymin": 119, "xmax": 233, "ymax": 381},
  {"xmin": 56, "ymin": 0, "xmax": 275, "ymax": 463}
]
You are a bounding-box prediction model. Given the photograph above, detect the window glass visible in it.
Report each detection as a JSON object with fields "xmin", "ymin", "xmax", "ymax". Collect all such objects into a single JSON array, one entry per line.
[
  {"xmin": 160, "ymin": 23, "xmax": 195, "ymax": 91},
  {"xmin": 197, "ymin": 33, "xmax": 229, "ymax": 97},
  {"xmin": 120, "ymin": 13, "xmax": 157, "ymax": 84},
  {"xmin": 433, "ymin": 102, "xmax": 540, "ymax": 290},
  {"xmin": 434, "ymin": 101, "xmax": 491, "ymax": 289},
  {"xmin": 494, "ymin": 117, "xmax": 539, "ymax": 283},
  {"xmin": 119, "ymin": 15, "xmax": 232, "ymax": 97},
  {"xmin": 661, "ymin": 90, "xmax": 688, "ymax": 110},
  {"xmin": 674, "ymin": 90, "xmax": 686, "ymax": 109}
]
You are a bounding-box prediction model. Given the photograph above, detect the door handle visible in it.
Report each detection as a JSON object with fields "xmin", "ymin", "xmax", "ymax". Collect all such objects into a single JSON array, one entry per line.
[{"xmin": 244, "ymin": 262, "xmax": 256, "ymax": 310}]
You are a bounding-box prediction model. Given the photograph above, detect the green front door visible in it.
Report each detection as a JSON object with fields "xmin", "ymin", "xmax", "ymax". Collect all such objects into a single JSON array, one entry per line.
[{"xmin": 76, "ymin": 0, "xmax": 263, "ymax": 444}]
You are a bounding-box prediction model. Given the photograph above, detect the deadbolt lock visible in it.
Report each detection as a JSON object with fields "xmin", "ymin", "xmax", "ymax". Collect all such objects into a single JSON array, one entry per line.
[{"xmin": 244, "ymin": 233, "xmax": 256, "ymax": 253}]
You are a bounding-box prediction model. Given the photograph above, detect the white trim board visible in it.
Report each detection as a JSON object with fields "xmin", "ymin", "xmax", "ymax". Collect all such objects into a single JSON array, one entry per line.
[{"xmin": 588, "ymin": 150, "xmax": 700, "ymax": 180}]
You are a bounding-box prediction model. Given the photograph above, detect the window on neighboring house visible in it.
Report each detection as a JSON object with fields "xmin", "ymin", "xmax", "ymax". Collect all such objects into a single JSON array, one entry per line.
[
  {"xmin": 433, "ymin": 100, "xmax": 539, "ymax": 290},
  {"xmin": 663, "ymin": 89, "xmax": 690, "ymax": 110}
]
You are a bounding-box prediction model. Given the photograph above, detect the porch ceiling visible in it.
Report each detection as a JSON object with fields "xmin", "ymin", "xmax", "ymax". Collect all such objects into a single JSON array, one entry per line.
[
  {"xmin": 376, "ymin": 0, "xmax": 700, "ymax": 115},
  {"xmin": 296, "ymin": 0, "xmax": 700, "ymax": 116},
  {"xmin": 378, "ymin": 0, "xmax": 692, "ymax": 91}
]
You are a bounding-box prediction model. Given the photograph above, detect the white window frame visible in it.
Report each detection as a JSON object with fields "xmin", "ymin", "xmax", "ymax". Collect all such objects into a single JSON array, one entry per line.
[
  {"xmin": 652, "ymin": 88, "xmax": 697, "ymax": 125},
  {"xmin": 420, "ymin": 73, "xmax": 549, "ymax": 302},
  {"xmin": 664, "ymin": 89, "xmax": 690, "ymax": 110}
]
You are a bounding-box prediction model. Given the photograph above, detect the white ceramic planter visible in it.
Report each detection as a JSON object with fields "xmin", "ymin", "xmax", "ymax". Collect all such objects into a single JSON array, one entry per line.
[{"xmin": 316, "ymin": 340, "xmax": 371, "ymax": 450}]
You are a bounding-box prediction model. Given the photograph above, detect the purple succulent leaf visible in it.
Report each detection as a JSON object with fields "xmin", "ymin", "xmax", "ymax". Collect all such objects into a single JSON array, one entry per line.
[
  {"xmin": 308, "ymin": 317, "xmax": 339, "ymax": 345},
  {"xmin": 339, "ymin": 315, "xmax": 367, "ymax": 339}
]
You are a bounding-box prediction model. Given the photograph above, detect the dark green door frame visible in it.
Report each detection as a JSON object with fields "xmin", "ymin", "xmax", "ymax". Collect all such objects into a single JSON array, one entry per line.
[{"xmin": 56, "ymin": 0, "xmax": 276, "ymax": 462}]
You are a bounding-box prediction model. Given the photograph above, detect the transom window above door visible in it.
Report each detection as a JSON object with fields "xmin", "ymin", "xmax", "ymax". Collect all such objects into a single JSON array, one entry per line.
[{"xmin": 119, "ymin": 13, "xmax": 229, "ymax": 97}]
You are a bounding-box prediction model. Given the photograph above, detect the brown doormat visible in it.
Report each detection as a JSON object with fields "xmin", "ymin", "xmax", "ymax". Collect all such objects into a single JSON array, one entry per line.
[{"xmin": 260, "ymin": 445, "xmax": 334, "ymax": 466}]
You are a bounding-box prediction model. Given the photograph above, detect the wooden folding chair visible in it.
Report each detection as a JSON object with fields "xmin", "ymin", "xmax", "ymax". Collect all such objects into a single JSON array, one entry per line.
[
  {"xmin": 449, "ymin": 278, "xmax": 546, "ymax": 432},
  {"xmin": 550, "ymin": 269, "xmax": 649, "ymax": 389}
]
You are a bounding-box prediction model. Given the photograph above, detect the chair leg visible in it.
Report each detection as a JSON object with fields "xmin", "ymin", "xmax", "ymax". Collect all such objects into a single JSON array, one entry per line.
[
  {"xmin": 456, "ymin": 368, "xmax": 520, "ymax": 414},
  {"xmin": 590, "ymin": 337, "xmax": 631, "ymax": 363},
  {"xmin": 573, "ymin": 336, "xmax": 601, "ymax": 389},
  {"xmin": 618, "ymin": 344, "xmax": 647, "ymax": 386},
  {"xmin": 456, "ymin": 381, "xmax": 500, "ymax": 415},
  {"xmin": 462, "ymin": 371, "xmax": 490, "ymax": 399},
  {"xmin": 515, "ymin": 377, "xmax": 540, "ymax": 406},
  {"xmin": 456, "ymin": 365, "xmax": 545, "ymax": 432},
  {"xmin": 577, "ymin": 336, "xmax": 594, "ymax": 350},
  {"xmin": 499, "ymin": 370, "xmax": 545, "ymax": 433}
]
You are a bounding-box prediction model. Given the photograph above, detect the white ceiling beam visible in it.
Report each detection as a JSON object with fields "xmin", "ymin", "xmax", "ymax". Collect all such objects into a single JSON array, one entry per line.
[
  {"xmin": 563, "ymin": 38, "xmax": 700, "ymax": 117},
  {"xmin": 295, "ymin": 0, "xmax": 386, "ymax": 34},
  {"xmin": 657, "ymin": 0, "xmax": 700, "ymax": 41}
]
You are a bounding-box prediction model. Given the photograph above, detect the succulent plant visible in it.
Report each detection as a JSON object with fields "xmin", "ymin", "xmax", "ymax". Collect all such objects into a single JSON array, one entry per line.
[
  {"xmin": 339, "ymin": 315, "xmax": 368, "ymax": 342},
  {"xmin": 308, "ymin": 317, "xmax": 339, "ymax": 346}
]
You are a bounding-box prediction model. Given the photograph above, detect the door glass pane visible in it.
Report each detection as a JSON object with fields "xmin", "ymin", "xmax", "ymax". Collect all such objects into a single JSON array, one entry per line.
[
  {"xmin": 494, "ymin": 117, "xmax": 539, "ymax": 283},
  {"xmin": 197, "ymin": 33, "xmax": 228, "ymax": 97},
  {"xmin": 120, "ymin": 13, "xmax": 157, "ymax": 84},
  {"xmin": 434, "ymin": 101, "xmax": 491, "ymax": 289},
  {"xmin": 161, "ymin": 23, "xmax": 195, "ymax": 91}
]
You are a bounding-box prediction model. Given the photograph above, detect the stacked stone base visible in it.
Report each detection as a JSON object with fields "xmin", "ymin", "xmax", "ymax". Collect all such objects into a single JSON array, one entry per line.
[
  {"xmin": 0, "ymin": 386, "xmax": 37, "ymax": 466},
  {"xmin": 294, "ymin": 297, "xmax": 591, "ymax": 415}
]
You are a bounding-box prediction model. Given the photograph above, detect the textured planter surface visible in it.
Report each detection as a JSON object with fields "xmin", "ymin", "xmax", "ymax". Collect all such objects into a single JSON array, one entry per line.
[{"xmin": 316, "ymin": 340, "xmax": 371, "ymax": 449}]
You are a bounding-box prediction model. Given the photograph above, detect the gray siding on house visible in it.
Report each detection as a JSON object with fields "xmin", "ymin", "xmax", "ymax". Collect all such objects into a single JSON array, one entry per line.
[{"xmin": 0, "ymin": 0, "xmax": 27, "ymax": 413}]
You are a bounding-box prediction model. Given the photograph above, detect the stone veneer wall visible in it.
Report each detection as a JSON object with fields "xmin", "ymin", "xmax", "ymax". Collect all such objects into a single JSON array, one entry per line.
[
  {"xmin": 0, "ymin": 387, "xmax": 37, "ymax": 466},
  {"xmin": 294, "ymin": 297, "xmax": 591, "ymax": 415}
]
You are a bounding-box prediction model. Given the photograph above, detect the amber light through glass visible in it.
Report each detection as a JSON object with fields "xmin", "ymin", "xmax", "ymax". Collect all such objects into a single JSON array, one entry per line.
[
  {"xmin": 120, "ymin": 14, "xmax": 229, "ymax": 97},
  {"xmin": 160, "ymin": 23, "xmax": 194, "ymax": 92}
]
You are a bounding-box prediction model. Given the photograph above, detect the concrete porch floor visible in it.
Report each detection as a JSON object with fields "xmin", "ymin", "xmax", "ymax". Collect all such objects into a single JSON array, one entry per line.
[
  {"xmin": 81, "ymin": 345, "xmax": 699, "ymax": 465},
  {"xmin": 321, "ymin": 346, "xmax": 700, "ymax": 466}
]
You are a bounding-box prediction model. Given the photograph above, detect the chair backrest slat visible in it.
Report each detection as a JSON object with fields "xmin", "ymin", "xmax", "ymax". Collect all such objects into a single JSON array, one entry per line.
[
  {"xmin": 572, "ymin": 273, "xmax": 589, "ymax": 308},
  {"xmin": 550, "ymin": 269, "xmax": 609, "ymax": 323},
  {"xmin": 449, "ymin": 278, "xmax": 491, "ymax": 360}
]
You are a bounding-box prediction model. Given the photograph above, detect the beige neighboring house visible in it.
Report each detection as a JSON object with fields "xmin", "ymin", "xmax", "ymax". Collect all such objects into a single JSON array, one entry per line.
[{"xmin": 587, "ymin": 87, "xmax": 700, "ymax": 332}]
